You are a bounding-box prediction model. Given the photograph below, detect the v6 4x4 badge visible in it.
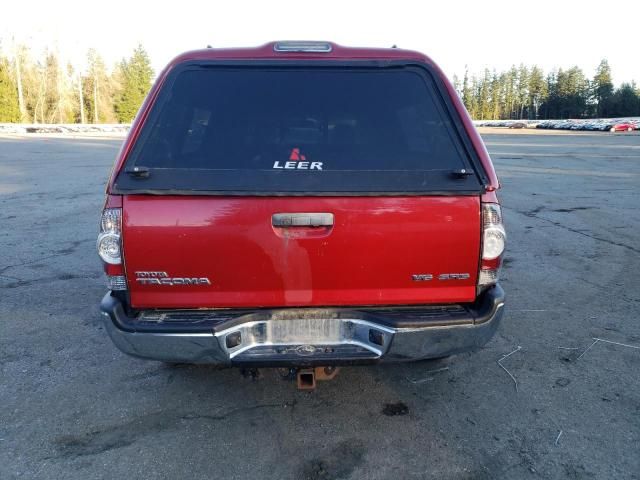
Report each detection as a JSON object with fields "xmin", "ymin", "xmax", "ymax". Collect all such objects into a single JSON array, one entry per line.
[{"xmin": 273, "ymin": 148, "xmax": 323, "ymax": 170}]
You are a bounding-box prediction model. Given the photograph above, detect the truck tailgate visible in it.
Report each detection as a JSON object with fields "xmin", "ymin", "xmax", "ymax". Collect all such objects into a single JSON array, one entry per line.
[{"xmin": 123, "ymin": 195, "xmax": 480, "ymax": 309}]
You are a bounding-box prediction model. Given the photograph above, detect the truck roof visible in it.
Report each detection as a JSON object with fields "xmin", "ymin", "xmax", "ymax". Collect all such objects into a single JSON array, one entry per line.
[{"xmin": 168, "ymin": 41, "xmax": 434, "ymax": 65}]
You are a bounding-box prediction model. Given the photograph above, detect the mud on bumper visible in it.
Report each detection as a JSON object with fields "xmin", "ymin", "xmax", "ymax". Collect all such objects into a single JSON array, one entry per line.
[{"xmin": 100, "ymin": 285, "xmax": 504, "ymax": 366}]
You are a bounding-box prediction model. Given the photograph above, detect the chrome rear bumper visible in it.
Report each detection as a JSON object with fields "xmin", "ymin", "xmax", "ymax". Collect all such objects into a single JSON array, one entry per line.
[{"xmin": 100, "ymin": 286, "xmax": 504, "ymax": 366}]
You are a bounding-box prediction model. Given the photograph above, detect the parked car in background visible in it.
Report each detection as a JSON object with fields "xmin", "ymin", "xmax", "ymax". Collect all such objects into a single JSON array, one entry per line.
[
  {"xmin": 475, "ymin": 118, "xmax": 639, "ymax": 133},
  {"xmin": 609, "ymin": 122, "xmax": 635, "ymax": 132}
]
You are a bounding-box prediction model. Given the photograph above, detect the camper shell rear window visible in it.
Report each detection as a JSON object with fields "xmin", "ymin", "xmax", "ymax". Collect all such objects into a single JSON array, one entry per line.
[{"xmin": 114, "ymin": 62, "xmax": 485, "ymax": 195}]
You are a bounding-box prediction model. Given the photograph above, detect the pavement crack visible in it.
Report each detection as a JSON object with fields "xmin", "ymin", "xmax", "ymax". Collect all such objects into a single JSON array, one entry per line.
[
  {"xmin": 505, "ymin": 205, "xmax": 640, "ymax": 254},
  {"xmin": 181, "ymin": 402, "xmax": 296, "ymax": 421},
  {"xmin": 0, "ymin": 273, "xmax": 101, "ymax": 289},
  {"xmin": 50, "ymin": 403, "xmax": 298, "ymax": 460},
  {"xmin": 0, "ymin": 239, "xmax": 93, "ymax": 275},
  {"xmin": 0, "ymin": 273, "xmax": 22, "ymax": 281},
  {"xmin": 577, "ymin": 277, "xmax": 638, "ymax": 303}
]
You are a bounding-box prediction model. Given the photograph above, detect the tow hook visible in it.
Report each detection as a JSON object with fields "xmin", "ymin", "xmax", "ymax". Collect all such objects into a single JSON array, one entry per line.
[{"xmin": 296, "ymin": 366, "xmax": 340, "ymax": 390}]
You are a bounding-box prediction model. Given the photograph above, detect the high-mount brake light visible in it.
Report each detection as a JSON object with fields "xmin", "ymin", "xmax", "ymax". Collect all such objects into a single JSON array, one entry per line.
[
  {"xmin": 273, "ymin": 41, "xmax": 332, "ymax": 53},
  {"xmin": 478, "ymin": 203, "xmax": 506, "ymax": 292}
]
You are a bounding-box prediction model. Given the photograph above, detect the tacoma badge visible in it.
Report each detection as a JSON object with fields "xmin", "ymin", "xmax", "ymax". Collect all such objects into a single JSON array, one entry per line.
[{"xmin": 135, "ymin": 271, "xmax": 211, "ymax": 286}]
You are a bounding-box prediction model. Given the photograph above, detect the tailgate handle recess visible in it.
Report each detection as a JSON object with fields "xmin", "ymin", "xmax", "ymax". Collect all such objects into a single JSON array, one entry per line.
[{"xmin": 272, "ymin": 213, "xmax": 334, "ymax": 228}]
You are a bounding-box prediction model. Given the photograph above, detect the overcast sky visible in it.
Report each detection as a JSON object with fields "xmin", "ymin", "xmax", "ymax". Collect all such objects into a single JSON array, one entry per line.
[{"xmin": 2, "ymin": 0, "xmax": 639, "ymax": 85}]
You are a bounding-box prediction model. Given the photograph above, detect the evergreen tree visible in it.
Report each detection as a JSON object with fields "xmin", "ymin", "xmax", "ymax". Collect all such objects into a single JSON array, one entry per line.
[
  {"xmin": 461, "ymin": 68, "xmax": 473, "ymax": 115},
  {"xmin": 528, "ymin": 66, "xmax": 546, "ymax": 119},
  {"xmin": 489, "ymin": 71, "xmax": 502, "ymax": 120},
  {"xmin": 610, "ymin": 83, "xmax": 640, "ymax": 117},
  {"xmin": 593, "ymin": 59, "xmax": 614, "ymax": 117},
  {"xmin": 516, "ymin": 65, "xmax": 529, "ymax": 119},
  {"xmin": 540, "ymin": 68, "xmax": 589, "ymax": 119},
  {"xmin": 544, "ymin": 70, "xmax": 559, "ymax": 119},
  {"xmin": 479, "ymin": 69, "xmax": 492, "ymax": 120},
  {"xmin": 114, "ymin": 45, "xmax": 153, "ymax": 123},
  {"xmin": 468, "ymin": 75, "xmax": 480, "ymax": 119},
  {"xmin": 456, "ymin": 60, "xmax": 640, "ymax": 121},
  {"xmin": 0, "ymin": 57, "xmax": 20, "ymax": 122},
  {"xmin": 504, "ymin": 66, "xmax": 518, "ymax": 119}
]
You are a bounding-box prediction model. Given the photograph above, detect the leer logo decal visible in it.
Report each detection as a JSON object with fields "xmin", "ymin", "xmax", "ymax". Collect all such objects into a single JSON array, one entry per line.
[
  {"xmin": 289, "ymin": 147, "xmax": 306, "ymax": 161},
  {"xmin": 273, "ymin": 147, "xmax": 323, "ymax": 170}
]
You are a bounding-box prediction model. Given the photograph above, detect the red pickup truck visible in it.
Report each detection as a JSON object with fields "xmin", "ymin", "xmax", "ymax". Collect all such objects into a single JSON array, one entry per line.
[{"xmin": 98, "ymin": 41, "xmax": 505, "ymax": 375}]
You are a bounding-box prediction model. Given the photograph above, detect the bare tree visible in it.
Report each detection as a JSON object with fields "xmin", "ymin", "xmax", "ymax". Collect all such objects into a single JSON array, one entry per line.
[
  {"xmin": 93, "ymin": 65, "xmax": 99, "ymax": 123},
  {"xmin": 13, "ymin": 42, "xmax": 27, "ymax": 121},
  {"xmin": 78, "ymin": 74, "xmax": 85, "ymax": 123}
]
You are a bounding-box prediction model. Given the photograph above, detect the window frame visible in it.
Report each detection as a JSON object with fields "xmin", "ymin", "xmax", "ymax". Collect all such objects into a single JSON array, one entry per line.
[{"xmin": 113, "ymin": 60, "xmax": 489, "ymax": 196}]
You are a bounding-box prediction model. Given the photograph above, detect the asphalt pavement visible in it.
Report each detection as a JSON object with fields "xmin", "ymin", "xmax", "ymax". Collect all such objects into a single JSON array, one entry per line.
[{"xmin": 1, "ymin": 130, "xmax": 639, "ymax": 479}]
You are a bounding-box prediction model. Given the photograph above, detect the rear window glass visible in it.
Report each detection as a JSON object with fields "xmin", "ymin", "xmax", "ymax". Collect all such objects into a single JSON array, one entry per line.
[{"xmin": 115, "ymin": 65, "xmax": 481, "ymax": 194}]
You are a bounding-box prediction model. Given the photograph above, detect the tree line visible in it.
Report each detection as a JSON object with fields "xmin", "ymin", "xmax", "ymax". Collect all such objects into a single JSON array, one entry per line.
[
  {"xmin": 0, "ymin": 45, "xmax": 153, "ymax": 123},
  {"xmin": 453, "ymin": 60, "xmax": 640, "ymax": 120},
  {"xmin": 1, "ymin": 47, "xmax": 639, "ymax": 123}
]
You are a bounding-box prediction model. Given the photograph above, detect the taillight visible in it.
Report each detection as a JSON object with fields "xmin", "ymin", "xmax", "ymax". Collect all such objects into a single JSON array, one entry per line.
[
  {"xmin": 97, "ymin": 209, "xmax": 122, "ymax": 264},
  {"xmin": 479, "ymin": 203, "xmax": 506, "ymax": 292},
  {"xmin": 97, "ymin": 208, "xmax": 127, "ymax": 290}
]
